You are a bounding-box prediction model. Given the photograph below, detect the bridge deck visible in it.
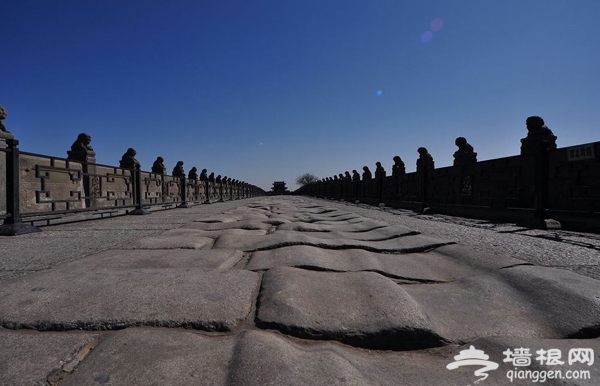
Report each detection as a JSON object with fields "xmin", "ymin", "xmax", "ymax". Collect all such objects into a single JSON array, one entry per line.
[{"xmin": 1, "ymin": 197, "xmax": 599, "ymax": 385}]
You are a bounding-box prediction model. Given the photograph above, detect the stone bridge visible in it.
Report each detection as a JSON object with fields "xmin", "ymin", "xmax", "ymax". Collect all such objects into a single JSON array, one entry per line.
[{"xmin": 1, "ymin": 196, "xmax": 599, "ymax": 385}]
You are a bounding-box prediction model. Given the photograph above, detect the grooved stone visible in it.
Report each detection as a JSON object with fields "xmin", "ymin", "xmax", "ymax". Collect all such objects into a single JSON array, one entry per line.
[
  {"xmin": 272, "ymin": 226, "xmax": 418, "ymax": 241},
  {"xmin": 404, "ymin": 265, "xmax": 600, "ymax": 342},
  {"xmin": 214, "ymin": 231, "xmax": 453, "ymax": 253},
  {"xmin": 56, "ymin": 328, "xmax": 600, "ymax": 386},
  {"xmin": 156, "ymin": 228, "xmax": 269, "ymax": 240},
  {"xmin": 256, "ymin": 266, "xmax": 445, "ymax": 349},
  {"xmin": 294, "ymin": 213, "xmax": 363, "ymax": 222},
  {"xmin": 246, "ymin": 244, "xmax": 528, "ymax": 282},
  {"xmin": 276, "ymin": 219, "xmax": 391, "ymax": 232},
  {"xmin": 0, "ymin": 269, "xmax": 260, "ymax": 331},
  {"xmin": 0, "ymin": 329, "xmax": 100, "ymax": 386},
  {"xmin": 181, "ymin": 220, "xmax": 274, "ymax": 231}
]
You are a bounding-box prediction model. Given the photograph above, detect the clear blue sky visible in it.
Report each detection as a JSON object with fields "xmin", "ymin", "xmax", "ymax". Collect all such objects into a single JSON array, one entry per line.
[{"xmin": 2, "ymin": 0, "xmax": 599, "ymax": 191}]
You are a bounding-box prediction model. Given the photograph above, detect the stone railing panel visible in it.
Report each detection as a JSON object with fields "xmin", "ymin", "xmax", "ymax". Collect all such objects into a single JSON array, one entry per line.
[
  {"xmin": 19, "ymin": 153, "xmax": 85, "ymax": 213},
  {"xmin": 89, "ymin": 165, "xmax": 134, "ymax": 208}
]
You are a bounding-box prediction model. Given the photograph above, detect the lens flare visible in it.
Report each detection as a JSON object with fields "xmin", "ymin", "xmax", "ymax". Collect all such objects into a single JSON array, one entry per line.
[
  {"xmin": 421, "ymin": 31, "xmax": 433, "ymax": 43},
  {"xmin": 430, "ymin": 17, "xmax": 444, "ymax": 32},
  {"xmin": 376, "ymin": 90, "xmax": 383, "ymax": 97}
]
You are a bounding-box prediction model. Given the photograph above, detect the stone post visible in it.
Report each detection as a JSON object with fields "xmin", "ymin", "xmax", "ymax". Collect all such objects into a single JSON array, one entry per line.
[
  {"xmin": 0, "ymin": 138, "xmax": 41, "ymax": 235},
  {"xmin": 177, "ymin": 175, "xmax": 191, "ymax": 208},
  {"xmin": 417, "ymin": 147, "xmax": 434, "ymax": 213},
  {"xmin": 0, "ymin": 131, "xmax": 14, "ymax": 218},
  {"xmin": 129, "ymin": 165, "xmax": 150, "ymax": 215},
  {"xmin": 375, "ymin": 162, "xmax": 385, "ymax": 204},
  {"xmin": 517, "ymin": 116, "xmax": 560, "ymax": 229},
  {"xmin": 67, "ymin": 133, "xmax": 97, "ymax": 208}
]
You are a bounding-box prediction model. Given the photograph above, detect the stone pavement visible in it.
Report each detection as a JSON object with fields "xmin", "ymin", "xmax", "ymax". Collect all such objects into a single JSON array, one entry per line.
[{"xmin": 0, "ymin": 196, "xmax": 599, "ymax": 385}]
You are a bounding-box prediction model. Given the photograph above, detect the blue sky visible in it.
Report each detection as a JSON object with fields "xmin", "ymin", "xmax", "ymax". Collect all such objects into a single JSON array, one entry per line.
[{"xmin": 2, "ymin": 0, "xmax": 599, "ymax": 191}]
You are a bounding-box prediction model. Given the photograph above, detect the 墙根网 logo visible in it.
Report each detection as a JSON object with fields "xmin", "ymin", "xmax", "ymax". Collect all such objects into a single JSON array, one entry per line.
[{"xmin": 446, "ymin": 345, "xmax": 499, "ymax": 383}]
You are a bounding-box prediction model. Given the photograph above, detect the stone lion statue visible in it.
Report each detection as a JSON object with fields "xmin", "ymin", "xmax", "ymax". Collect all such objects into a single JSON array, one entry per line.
[{"xmin": 0, "ymin": 104, "xmax": 11, "ymax": 133}]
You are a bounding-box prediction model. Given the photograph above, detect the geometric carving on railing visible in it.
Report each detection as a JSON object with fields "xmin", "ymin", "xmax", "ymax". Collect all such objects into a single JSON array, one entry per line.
[
  {"xmin": 20, "ymin": 154, "xmax": 86, "ymax": 213},
  {"xmin": 186, "ymin": 179, "xmax": 206, "ymax": 202},
  {"xmin": 163, "ymin": 178, "xmax": 181, "ymax": 203},
  {"xmin": 34, "ymin": 162, "xmax": 83, "ymax": 205},
  {"xmin": 142, "ymin": 174, "xmax": 166, "ymax": 205},
  {"xmin": 88, "ymin": 167, "xmax": 133, "ymax": 207}
]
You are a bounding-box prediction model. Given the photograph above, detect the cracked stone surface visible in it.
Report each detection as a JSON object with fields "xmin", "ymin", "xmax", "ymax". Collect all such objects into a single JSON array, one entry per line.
[
  {"xmin": 1, "ymin": 196, "xmax": 599, "ymax": 385},
  {"xmin": 0, "ymin": 329, "xmax": 100, "ymax": 386},
  {"xmin": 213, "ymin": 231, "xmax": 454, "ymax": 252},
  {"xmin": 247, "ymin": 244, "xmax": 528, "ymax": 282},
  {"xmin": 256, "ymin": 266, "xmax": 445, "ymax": 350}
]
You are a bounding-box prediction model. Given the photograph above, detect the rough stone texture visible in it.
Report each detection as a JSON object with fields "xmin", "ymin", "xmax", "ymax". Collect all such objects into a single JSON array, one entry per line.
[
  {"xmin": 0, "ymin": 268, "xmax": 260, "ymax": 331},
  {"xmin": 63, "ymin": 249, "xmax": 246, "ymax": 271},
  {"xmin": 256, "ymin": 266, "xmax": 445, "ymax": 349},
  {"xmin": 0, "ymin": 329, "xmax": 100, "ymax": 386},
  {"xmin": 214, "ymin": 231, "xmax": 454, "ymax": 253},
  {"xmin": 276, "ymin": 218, "xmax": 390, "ymax": 232},
  {"xmin": 60, "ymin": 328, "xmax": 234, "ymax": 386},
  {"xmin": 0, "ymin": 198, "xmax": 264, "ymax": 280},
  {"xmin": 404, "ymin": 265, "xmax": 600, "ymax": 342},
  {"xmin": 59, "ymin": 329, "xmax": 600, "ymax": 386},
  {"xmin": 271, "ymin": 225, "xmax": 419, "ymax": 241},
  {"xmin": 123, "ymin": 228, "xmax": 215, "ymax": 249},
  {"xmin": 246, "ymin": 244, "xmax": 528, "ymax": 282},
  {"xmin": 313, "ymin": 198, "xmax": 600, "ymax": 280},
  {"xmin": 2, "ymin": 196, "xmax": 599, "ymax": 385},
  {"xmin": 182, "ymin": 220, "xmax": 274, "ymax": 231}
]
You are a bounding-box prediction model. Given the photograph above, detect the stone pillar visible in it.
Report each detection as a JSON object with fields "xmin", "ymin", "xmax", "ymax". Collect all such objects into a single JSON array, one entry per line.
[
  {"xmin": 1, "ymin": 104, "xmax": 14, "ymax": 217},
  {"xmin": 67, "ymin": 133, "xmax": 97, "ymax": 208},
  {"xmin": 517, "ymin": 117, "xmax": 560, "ymax": 229},
  {"xmin": 0, "ymin": 131, "xmax": 14, "ymax": 217},
  {"xmin": 417, "ymin": 147, "xmax": 434, "ymax": 213},
  {"xmin": 375, "ymin": 162, "xmax": 386, "ymax": 204},
  {"xmin": 0, "ymin": 138, "xmax": 42, "ymax": 235}
]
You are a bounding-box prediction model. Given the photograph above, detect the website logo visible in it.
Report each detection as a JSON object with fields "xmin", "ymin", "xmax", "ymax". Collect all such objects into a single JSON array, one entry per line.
[{"xmin": 446, "ymin": 345, "xmax": 499, "ymax": 383}]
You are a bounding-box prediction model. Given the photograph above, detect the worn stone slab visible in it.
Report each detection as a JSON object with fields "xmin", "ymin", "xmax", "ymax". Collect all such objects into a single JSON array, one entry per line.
[
  {"xmin": 276, "ymin": 218, "xmax": 390, "ymax": 232},
  {"xmin": 0, "ymin": 269, "xmax": 260, "ymax": 331},
  {"xmin": 173, "ymin": 228, "xmax": 267, "ymax": 239},
  {"xmin": 0, "ymin": 329, "xmax": 100, "ymax": 386},
  {"xmin": 59, "ymin": 329, "xmax": 498, "ymax": 386},
  {"xmin": 62, "ymin": 249, "xmax": 245, "ymax": 272},
  {"xmin": 271, "ymin": 226, "xmax": 418, "ymax": 241},
  {"xmin": 181, "ymin": 220, "xmax": 274, "ymax": 231},
  {"xmin": 231, "ymin": 331, "xmax": 600, "ymax": 386},
  {"xmin": 214, "ymin": 231, "xmax": 454, "ymax": 253},
  {"xmin": 192, "ymin": 214, "xmax": 241, "ymax": 223},
  {"xmin": 246, "ymin": 244, "xmax": 528, "ymax": 282},
  {"xmin": 228, "ymin": 330, "xmax": 582, "ymax": 386},
  {"xmin": 256, "ymin": 267, "xmax": 445, "ymax": 349},
  {"xmin": 404, "ymin": 265, "xmax": 600, "ymax": 343},
  {"xmin": 60, "ymin": 328, "xmax": 234, "ymax": 386},
  {"xmin": 120, "ymin": 228, "xmax": 215, "ymax": 249},
  {"xmin": 22, "ymin": 327, "xmax": 598, "ymax": 386},
  {"xmin": 293, "ymin": 213, "xmax": 363, "ymax": 223}
]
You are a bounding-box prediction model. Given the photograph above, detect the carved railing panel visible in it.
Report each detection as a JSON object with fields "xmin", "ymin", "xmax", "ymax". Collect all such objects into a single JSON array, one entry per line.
[
  {"xmin": 162, "ymin": 175, "xmax": 182, "ymax": 204},
  {"xmin": 141, "ymin": 172, "xmax": 164, "ymax": 205},
  {"xmin": 89, "ymin": 165, "xmax": 134, "ymax": 208},
  {"xmin": 20, "ymin": 154, "xmax": 85, "ymax": 213}
]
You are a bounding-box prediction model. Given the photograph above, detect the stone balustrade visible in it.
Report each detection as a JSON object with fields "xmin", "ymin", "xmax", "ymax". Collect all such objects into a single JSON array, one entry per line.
[{"xmin": 0, "ymin": 105, "xmax": 265, "ymax": 235}]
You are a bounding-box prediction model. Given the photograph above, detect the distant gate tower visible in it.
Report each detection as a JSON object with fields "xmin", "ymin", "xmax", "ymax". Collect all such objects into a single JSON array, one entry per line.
[{"xmin": 271, "ymin": 181, "xmax": 288, "ymax": 195}]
